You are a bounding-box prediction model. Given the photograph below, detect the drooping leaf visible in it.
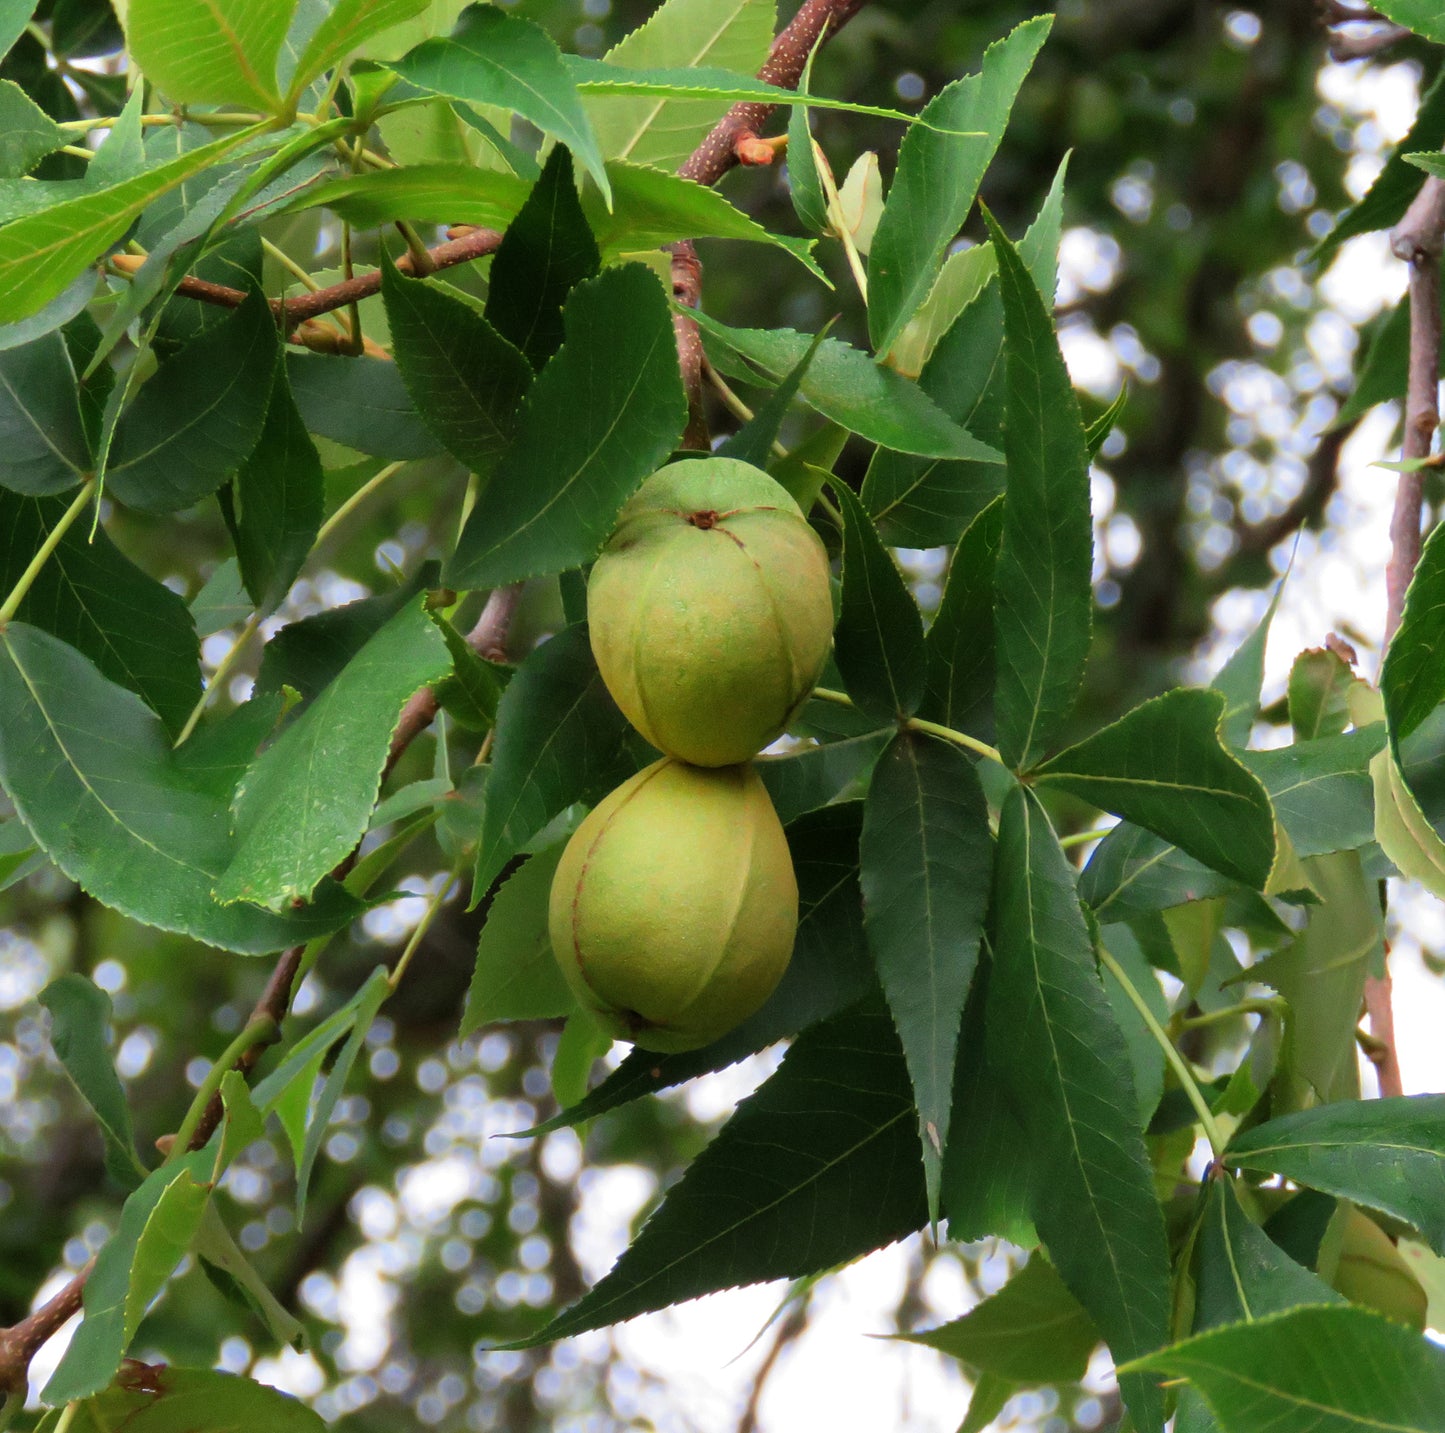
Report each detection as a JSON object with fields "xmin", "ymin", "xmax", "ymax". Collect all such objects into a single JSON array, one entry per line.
[
  {"xmin": 388, "ymin": 5, "xmax": 611, "ymax": 201},
  {"xmin": 462, "ymin": 842, "xmax": 577, "ymax": 1033},
  {"xmin": 0, "ymin": 328, "xmax": 92, "ymax": 494},
  {"xmin": 509, "ymin": 1001, "xmax": 926, "ymax": 1346},
  {"xmin": 286, "ymin": 351, "xmax": 444, "ymax": 461},
  {"xmin": 756, "ymin": 729, "xmax": 890, "ymax": 824},
  {"xmin": 40, "ymin": 1367, "xmax": 326, "ymax": 1433},
  {"xmin": 1212, "ymin": 583, "xmax": 1281, "ymax": 748},
  {"xmin": 473, "ymin": 624, "xmax": 638, "ymax": 895},
  {"xmin": 868, "ymin": 15, "xmax": 1051, "ymax": 354},
  {"xmin": 288, "ymin": 0, "xmax": 431, "ymax": 99},
  {"xmin": 432, "ymin": 619, "xmax": 509, "ymax": 730},
  {"xmin": 1034, "ymin": 688, "xmax": 1276, "ymax": 889},
  {"xmin": 0, "ymin": 622, "xmax": 363, "ymax": 953},
  {"xmin": 695, "ymin": 312, "xmax": 1002, "ymax": 463},
  {"xmin": 1382, "ymin": 520, "xmax": 1445, "ymax": 747},
  {"xmin": 217, "ymin": 598, "xmax": 451, "ymax": 910},
  {"xmin": 861, "ymin": 730, "xmax": 992, "ymax": 1216},
  {"xmin": 382, "ymin": 252, "xmax": 532, "ymax": 475},
  {"xmin": 107, "ymin": 286, "xmax": 279, "ymax": 513},
  {"xmin": 786, "ymin": 48, "xmax": 828, "ymax": 235},
  {"xmin": 921, "ymin": 496, "xmax": 1004, "ymax": 736},
  {"xmin": 447, "ymin": 264, "xmax": 685, "ymax": 589},
  {"xmin": 1126, "ymin": 1304, "xmax": 1445, "ymax": 1433},
  {"xmin": 123, "ymin": 0, "xmax": 291, "ymax": 109},
  {"xmin": 484, "ymin": 143, "xmax": 600, "ymax": 372},
  {"xmin": 829, "ymin": 479, "xmax": 926, "ymax": 723},
  {"xmin": 1226, "ymin": 1096, "xmax": 1445, "ymax": 1254},
  {"xmin": 0, "ymin": 488, "xmax": 202, "ymax": 735},
  {"xmin": 987, "ymin": 209, "xmax": 1092, "ymax": 771},
  {"xmin": 227, "ymin": 358, "xmax": 324, "ymax": 615},
  {"xmin": 585, "ymin": 0, "xmax": 774, "ymax": 171},
  {"xmin": 988, "ymin": 785, "xmax": 1170, "ymax": 1433},
  {"xmin": 284, "ymin": 162, "xmax": 529, "ymax": 228},
  {"xmin": 0, "ymin": 79, "xmax": 65, "ymax": 176},
  {"xmin": 520, "ymin": 801, "xmax": 874, "ymax": 1135},
  {"xmin": 717, "ymin": 326, "xmax": 828, "ymax": 467},
  {"xmin": 1288, "ymin": 646, "xmax": 1355, "ymax": 742},
  {"xmin": 43, "ymin": 1150, "xmax": 213, "ymax": 1404},
  {"xmin": 1372, "ymin": 742, "xmax": 1445, "ymax": 899},
  {"xmin": 38, "ymin": 974, "xmax": 143, "ymax": 1187}
]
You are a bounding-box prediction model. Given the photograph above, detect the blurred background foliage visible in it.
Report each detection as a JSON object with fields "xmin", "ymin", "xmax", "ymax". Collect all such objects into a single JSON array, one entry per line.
[{"xmin": 0, "ymin": 1, "xmax": 1431, "ymax": 1429}]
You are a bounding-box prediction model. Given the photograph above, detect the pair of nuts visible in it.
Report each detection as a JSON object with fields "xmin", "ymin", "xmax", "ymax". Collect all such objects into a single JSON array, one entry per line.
[{"xmin": 547, "ymin": 459, "xmax": 834, "ymax": 1051}]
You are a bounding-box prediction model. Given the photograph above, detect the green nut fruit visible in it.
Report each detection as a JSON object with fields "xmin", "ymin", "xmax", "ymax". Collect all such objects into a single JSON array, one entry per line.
[
  {"xmin": 588, "ymin": 457, "xmax": 834, "ymax": 767},
  {"xmin": 1330, "ymin": 1207, "xmax": 1429, "ymax": 1330},
  {"xmin": 547, "ymin": 758, "xmax": 797, "ymax": 1052}
]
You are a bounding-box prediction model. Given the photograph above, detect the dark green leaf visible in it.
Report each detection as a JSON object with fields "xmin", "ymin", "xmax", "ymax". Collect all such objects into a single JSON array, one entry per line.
[
  {"xmin": 473, "ymin": 624, "xmax": 638, "ymax": 894},
  {"xmin": 124, "ymin": 0, "xmax": 290, "ymax": 109},
  {"xmin": 756, "ymin": 729, "xmax": 890, "ymax": 824},
  {"xmin": 382, "ymin": 252, "xmax": 532, "ymax": 474},
  {"xmin": 174, "ymin": 695, "xmax": 283, "ymax": 802},
  {"xmin": 829, "ymin": 479, "xmax": 926, "ymax": 722},
  {"xmin": 510, "ymin": 1001, "xmax": 926, "ymax": 1346},
  {"xmin": 0, "ymin": 273, "xmax": 97, "ymax": 354},
  {"xmin": 988, "ymin": 785, "xmax": 1170, "ymax": 1433},
  {"xmin": 388, "ymin": 5, "xmax": 610, "ymax": 201},
  {"xmin": 0, "ymin": 488, "xmax": 202, "ymax": 735},
  {"xmin": 1079, "ymin": 821, "xmax": 1238, "ymax": 921},
  {"xmin": 43, "ymin": 1149, "xmax": 213, "ymax": 1403},
  {"xmin": 521, "ymin": 802, "xmax": 875, "ymax": 1136},
  {"xmin": 1382, "ymin": 521, "xmax": 1445, "ymax": 747},
  {"xmin": 987, "ymin": 209, "xmax": 1092, "ymax": 770},
  {"xmin": 1126, "ymin": 1304, "xmax": 1445, "ymax": 1433},
  {"xmin": 462, "ymin": 843, "xmax": 576, "ymax": 1032},
  {"xmin": 1035, "ymin": 689, "xmax": 1276, "ymax": 889},
  {"xmin": 786, "ymin": 49, "xmax": 828, "ymax": 234},
  {"xmin": 484, "ymin": 143, "xmax": 600, "ymax": 372},
  {"xmin": 1288, "ymin": 647, "xmax": 1355, "ymax": 742},
  {"xmin": 190, "ymin": 556, "xmax": 252, "ymax": 638},
  {"xmin": 44, "ymin": 1367, "xmax": 326, "ymax": 1432},
  {"xmin": 1227, "ymin": 1096, "xmax": 1445, "ymax": 1254},
  {"xmin": 0, "ymin": 328, "xmax": 91, "ymax": 494},
  {"xmin": 718, "ymin": 327, "xmax": 828, "ymax": 467},
  {"xmin": 0, "ymin": 78, "xmax": 64, "ymax": 176},
  {"xmin": 217, "ymin": 598, "xmax": 451, "ymax": 910},
  {"xmin": 861, "ymin": 730, "xmax": 992, "ymax": 1216},
  {"xmin": 108, "ymin": 286, "xmax": 278, "ymax": 513},
  {"xmin": 898, "ymin": 1256, "xmax": 1097, "ymax": 1383},
  {"xmin": 921, "ymin": 496, "xmax": 1004, "ymax": 736},
  {"xmin": 228, "ymin": 359, "xmax": 323, "ymax": 615},
  {"xmin": 868, "ymin": 16, "xmax": 1051, "ymax": 354},
  {"xmin": 694, "ymin": 312, "xmax": 1002, "ymax": 463},
  {"xmin": 0, "ymin": 2, "xmax": 32, "ymax": 62},
  {"xmin": 447, "ymin": 264, "xmax": 685, "ymax": 588},
  {"xmin": 0, "ymin": 622, "xmax": 362, "ymax": 953},
  {"xmin": 287, "ymin": 351, "xmax": 444, "ymax": 460},
  {"xmin": 38, "ymin": 974, "xmax": 142, "ymax": 1186},
  {"xmin": 433, "ymin": 618, "xmax": 508, "ymax": 730}
]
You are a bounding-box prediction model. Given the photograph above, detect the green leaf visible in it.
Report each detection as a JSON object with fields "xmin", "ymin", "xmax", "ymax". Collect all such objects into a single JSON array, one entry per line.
[
  {"xmin": 217, "ymin": 598, "xmax": 450, "ymax": 910},
  {"xmin": 288, "ymin": 0, "xmax": 430, "ymax": 99},
  {"xmin": 0, "ymin": 78, "xmax": 64, "ymax": 176},
  {"xmin": 861, "ymin": 730, "xmax": 991, "ymax": 1217},
  {"xmin": 1382, "ymin": 521, "xmax": 1445, "ymax": 746},
  {"xmin": 755, "ymin": 729, "xmax": 889, "ymax": 824},
  {"xmin": 868, "ymin": 15, "xmax": 1051, "ymax": 354},
  {"xmin": 124, "ymin": 0, "xmax": 291, "ymax": 109},
  {"xmin": 1126, "ymin": 1304, "xmax": 1445, "ymax": 1433},
  {"xmin": 388, "ymin": 5, "xmax": 611, "ymax": 202},
  {"xmin": 1079, "ymin": 821, "xmax": 1238, "ymax": 921},
  {"xmin": 227, "ymin": 359, "xmax": 323, "ymax": 615},
  {"xmin": 286, "ymin": 351, "xmax": 444, "ymax": 460},
  {"xmin": 829, "ymin": 479, "xmax": 926, "ymax": 722},
  {"xmin": 44, "ymin": 1367, "xmax": 326, "ymax": 1432},
  {"xmin": 899, "ymin": 1256, "xmax": 1098, "ymax": 1383},
  {"xmin": 462, "ymin": 842, "xmax": 576, "ymax": 1032},
  {"xmin": 38, "ymin": 974, "xmax": 143, "ymax": 1187},
  {"xmin": 694, "ymin": 311, "xmax": 1002, "ymax": 463},
  {"xmin": 287, "ymin": 162, "xmax": 529, "ymax": 227},
  {"xmin": 1226, "ymin": 1096, "xmax": 1445, "ymax": 1254},
  {"xmin": 509, "ymin": 1001, "xmax": 925, "ymax": 1346},
  {"xmin": 0, "ymin": 329, "xmax": 92, "ymax": 494},
  {"xmin": 43, "ymin": 1150, "xmax": 213, "ymax": 1404},
  {"xmin": 1034, "ymin": 689, "xmax": 1276, "ymax": 889},
  {"xmin": 0, "ymin": 488, "xmax": 202, "ymax": 736},
  {"xmin": 1288, "ymin": 647, "xmax": 1355, "ymax": 742},
  {"xmin": 190, "ymin": 556, "xmax": 253, "ymax": 638},
  {"xmin": 921, "ymin": 496, "xmax": 1004, "ymax": 737},
  {"xmin": 1373, "ymin": 0, "xmax": 1445, "ymax": 44},
  {"xmin": 585, "ymin": 161, "xmax": 823, "ymax": 279},
  {"xmin": 0, "ymin": 622, "xmax": 362, "ymax": 953},
  {"xmin": 717, "ymin": 326, "xmax": 828, "ymax": 467},
  {"xmin": 484, "ymin": 144, "xmax": 600, "ymax": 372},
  {"xmin": 108, "ymin": 286, "xmax": 279, "ymax": 513},
  {"xmin": 550, "ymin": 1012, "xmax": 611, "ymax": 1109},
  {"xmin": 473, "ymin": 624, "xmax": 638, "ymax": 895},
  {"xmin": 988, "ymin": 785, "xmax": 1170, "ymax": 1433},
  {"xmin": 294, "ymin": 967, "xmax": 389, "ymax": 1221},
  {"xmin": 519, "ymin": 801, "xmax": 875, "ymax": 1136},
  {"xmin": 786, "ymin": 50, "xmax": 828, "ymax": 234},
  {"xmin": 447, "ymin": 264, "xmax": 685, "ymax": 588},
  {"xmin": 0, "ymin": 1, "xmax": 32, "ymax": 63},
  {"xmin": 432, "ymin": 619, "xmax": 508, "ymax": 730},
  {"xmin": 1372, "ymin": 742, "xmax": 1445, "ymax": 899},
  {"xmin": 986, "ymin": 208, "xmax": 1092, "ymax": 770},
  {"xmin": 585, "ymin": 0, "xmax": 774, "ymax": 171},
  {"xmin": 382, "ymin": 253, "xmax": 532, "ymax": 475}
]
